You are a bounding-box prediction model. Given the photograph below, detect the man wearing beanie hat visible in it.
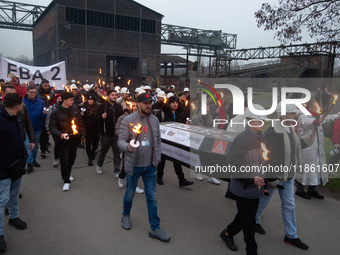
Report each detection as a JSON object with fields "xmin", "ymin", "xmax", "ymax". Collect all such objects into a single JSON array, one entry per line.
[
  {"xmin": 155, "ymin": 96, "xmax": 194, "ymax": 187},
  {"xmin": 118, "ymin": 93, "xmax": 170, "ymax": 242}
]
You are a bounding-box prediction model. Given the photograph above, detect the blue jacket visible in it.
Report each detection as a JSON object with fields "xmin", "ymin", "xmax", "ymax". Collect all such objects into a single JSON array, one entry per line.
[
  {"xmin": 0, "ymin": 105, "xmax": 27, "ymax": 180},
  {"xmin": 23, "ymin": 95, "xmax": 46, "ymax": 131}
]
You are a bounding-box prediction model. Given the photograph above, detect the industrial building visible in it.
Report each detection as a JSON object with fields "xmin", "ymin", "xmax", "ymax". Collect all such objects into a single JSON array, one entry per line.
[{"xmin": 33, "ymin": 0, "xmax": 163, "ymax": 85}]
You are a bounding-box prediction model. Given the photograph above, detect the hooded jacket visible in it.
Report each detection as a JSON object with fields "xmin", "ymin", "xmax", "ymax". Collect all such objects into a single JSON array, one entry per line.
[
  {"xmin": 0, "ymin": 105, "xmax": 27, "ymax": 180},
  {"xmin": 49, "ymin": 102, "xmax": 86, "ymax": 144},
  {"xmin": 118, "ymin": 110, "xmax": 161, "ymax": 176},
  {"xmin": 79, "ymin": 101, "xmax": 99, "ymax": 135},
  {"xmin": 23, "ymin": 95, "xmax": 46, "ymax": 132}
]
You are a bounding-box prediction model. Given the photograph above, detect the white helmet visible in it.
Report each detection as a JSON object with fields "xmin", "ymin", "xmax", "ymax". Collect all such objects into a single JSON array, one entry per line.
[
  {"xmin": 170, "ymin": 85, "xmax": 175, "ymax": 89},
  {"xmin": 244, "ymin": 104, "xmax": 267, "ymax": 120},
  {"xmin": 134, "ymin": 87, "xmax": 141, "ymax": 93},
  {"xmin": 155, "ymin": 88, "xmax": 162, "ymax": 93},
  {"xmin": 167, "ymin": 92, "xmax": 174, "ymax": 98},
  {"xmin": 70, "ymin": 84, "xmax": 77, "ymax": 90},
  {"xmin": 276, "ymin": 102, "xmax": 301, "ymax": 113},
  {"xmin": 120, "ymin": 87, "xmax": 129, "ymax": 94},
  {"xmin": 71, "ymin": 79, "xmax": 76, "ymax": 84},
  {"xmin": 83, "ymin": 84, "xmax": 92, "ymax": 91},
  {"xmin": 157, "ymin": 91, "xmax": 166, "ymax": 98},
  {"xmin": 183, "ymin": 87, "xmax": 189, "ymax": 92},
  {"xmin": 139, "ymin": 86, "xmax": 145, "ymax": 90},
  {"xmin": 144, "ymin": 85, "xmax": 151, "ymax": 90}
]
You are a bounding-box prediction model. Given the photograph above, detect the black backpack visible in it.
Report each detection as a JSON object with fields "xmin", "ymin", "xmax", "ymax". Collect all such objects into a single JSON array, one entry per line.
[{"xmin": 322, "ymin": 120, "xmax": 335, "ymax": 139}]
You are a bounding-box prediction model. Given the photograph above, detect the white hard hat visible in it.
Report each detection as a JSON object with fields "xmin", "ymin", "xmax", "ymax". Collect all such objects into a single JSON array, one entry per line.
[
  {"xmin": 120, "ymin": 87, "xmax": 129, "ymax": 94},
  {"xmin": 71, "ymin": 79, "xmax": 76, "ymax": 84},
  {"xmin": 167, "ymin": 92, "xmax": 174, "ymax": 98},
  {"xmin": 183, "ymin": 87, "xmax": 189, "ymax": 92},
  {"xmin": 170, "ymin": 85, "xmax": 175, "ymax": 88},
  {"xmin": 157, "ymin": 91, "xmax": 166, "ymax": 98},
  {"xmin": 140, "ymin": 86, "xmax": 145, "ymax": 90},
  {"xmin": 83, "ymin": 84, "xmax": 92, "ymax": 91},
  {"xmin": 276, "ymin": 102, "xmax": 301, "ymax": 113},
  {"xmin": 155, "ymin": 88, "xmax": 162, "ymax": 93},
  {"xmin": 70, "ymin": 84, "xmax": 77, "ymax": 90},
  {"xmin": 144, "ymin": 85, "xmax": 151, "ymax": 90},
  {"xmin": 244, "ymin": 104, "xmax": 267, "ymax": 120},
  {"xmin": 135, "ymin": 87, "xmax": 141, "ymax": 93}
]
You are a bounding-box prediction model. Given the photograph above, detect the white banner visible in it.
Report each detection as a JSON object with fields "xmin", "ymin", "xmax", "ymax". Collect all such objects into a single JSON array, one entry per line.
[{"xmin": 0, "ymin": 57, "xmax": 66, "ymax": 90}]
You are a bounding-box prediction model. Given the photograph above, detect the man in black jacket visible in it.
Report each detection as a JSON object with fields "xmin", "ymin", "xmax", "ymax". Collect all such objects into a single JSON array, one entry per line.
[
  {"xmin": 95, "ymin": 89, "xmax": 124, "ymax": 176},
  {"xmin": 156, "ymin": 96, "xmax": 193, "ymax": 187},
  {"xmin": 0, "ymin": 93, "xmax": 28, "ymax": 252},
  {"xmin": 36, "ymin": 79, "xmax": 55, "ymax": 158},
  {"xmin": 49, "ymin": 92, "xmax": 86, "ymax": 191}
]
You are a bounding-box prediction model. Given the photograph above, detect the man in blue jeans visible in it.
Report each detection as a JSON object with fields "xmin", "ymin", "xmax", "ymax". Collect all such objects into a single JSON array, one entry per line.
[
  {"xmin": 255, "ymin": 102, "xmax": 314, "ymax": 250},
  {"xmin": 118, "ymin": 93, "xmax": 170, "ymax": 242},
  {"xmin": 0, "ymin": 93, "xmax": 28, "ymax": 251},
  {"xmin": 23, "ymin": 85, "xmax": 47, "ymax": 173}
]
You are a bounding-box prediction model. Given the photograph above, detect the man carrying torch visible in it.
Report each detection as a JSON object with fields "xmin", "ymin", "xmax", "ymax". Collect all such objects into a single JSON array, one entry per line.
[
  {"xmin": 220, "ymin": 104, "xmax": 267, "ymax": 255},
  {"xmin": 49, "ymin": 92, "xmax": 86, "ymax": 191},
  {"xmin": 255, "ymin": 102, "xmax": 315, "ymax": 250},
  {"xmin": 118, "ymin": 93, "xmax": 170, "ymax": 242}
]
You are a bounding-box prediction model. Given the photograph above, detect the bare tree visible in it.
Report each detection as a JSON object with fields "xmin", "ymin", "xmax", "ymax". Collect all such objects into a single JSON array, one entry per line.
[{"xmin": 255, "ymin": 0, "xmax": 340, "ymax": 44}]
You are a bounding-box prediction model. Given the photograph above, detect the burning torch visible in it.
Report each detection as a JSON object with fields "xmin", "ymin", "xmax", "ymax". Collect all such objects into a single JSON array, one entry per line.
[
  {"xmin": 129, "ymin": 123, "xmax": 143, "ymax": 148},
  {"xmin": 81, "ymin": 95, "xmax": 86, "ymax": 112},
  {"xmin": 65, "ymin": 118, "xmax": 78, "ymax": 140},
  {"xmin": 324, "ymin": 95, "xmax": 339, "ymax": 116},
  {"xmin": 102, "ymin": 95, "xmax": 108, "ymax": 113}
]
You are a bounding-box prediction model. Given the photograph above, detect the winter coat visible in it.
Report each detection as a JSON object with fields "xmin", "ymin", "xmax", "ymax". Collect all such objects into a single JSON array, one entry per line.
[
  {"xmin": 156, "ymin": 103, "xmax": 180, "ymax": 122},
  {"xmin": 265, "ymin": 121, "xmax": 312, "ymax": 181},
  {"xmin": 118, "ymin": 110, "xmax": 161, "ymax": 176},
  {"xmin": 0, "ymin": 105, "xmax": 27, "ymax": 180},
  {"xmin": 36, "ymin": 85, "xmax": 55, "ymax": 107},
  {"xmin": 0, "ymin": 101, "xmax": 34, "ymax": 143},
  {"xmin": 49, "ymin": 102, "xmax": 86, "ymax": 144},
  {"xmin": 23, "ymin": 95, "xmax": 46, "ymax": 132},
  {"xmin": 296, "ymin": 112, "xmax": 340, "ymax": 185},
  {"xmin": 96, "ymin": 101, "xmax": 124, "ymax": 137},
  {"xmin": 227, "ymin": 125, "xmax": 266, "ymax": 199},
  {"xmin": 115, "ymin": 110, "xmax": 129, "ymax": 137},
  {"xmin": 79, "ymin": 101, "xmax": 99, "ymax": 135},
  {"xmin": 191, "ymin": 112, "xmax": 214, "ymax": 128}
]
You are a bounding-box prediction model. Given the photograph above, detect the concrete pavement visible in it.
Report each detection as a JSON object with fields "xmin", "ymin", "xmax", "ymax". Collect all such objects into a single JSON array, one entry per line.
[{"xmin": 3, "ymin": 146, "xmax": 340, "ymax": 255}]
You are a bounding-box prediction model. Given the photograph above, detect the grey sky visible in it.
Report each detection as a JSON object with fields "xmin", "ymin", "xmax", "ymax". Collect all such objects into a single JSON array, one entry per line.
[{"xmin": 0, "ymin": 0, "xmax": 315, "ymax": 61}]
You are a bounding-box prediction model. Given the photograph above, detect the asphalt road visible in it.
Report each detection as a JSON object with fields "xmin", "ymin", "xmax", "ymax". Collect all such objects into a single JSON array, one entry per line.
[{"xmin": 3, "ymin": 146, "xmax": 340, "ymax": 255}]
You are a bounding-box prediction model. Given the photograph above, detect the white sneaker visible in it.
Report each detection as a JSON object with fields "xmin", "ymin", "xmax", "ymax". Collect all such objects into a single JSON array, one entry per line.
[
  {"xmin": 52, "ymin": 159, "xmax": 59, "ymax": 167},
  {"xmin": 114, "ymin": 173, "xmax": 119, "ymax": 179},
  {"xmin": 208, "ymin": 177, "xmax": 220, "ymax": 185},
  {"xmin": 96, "ymin": 165, "xmax": 102, "ymax": 174},
  {"xmin": 62, "ymin": 183, "xmax": 70, "ymax": 191},
  {"xmin": 195, "ymin": 172, "xmax": 203, "ymax": 181},
  {"xmin": 118, "ymin": 178, "xmax": 124, "ymax": 188},
  {"xmin": 135, "ymin": 187, "xmax": 144, "ymax": 194},
  {"xmin": 69, "ymin": 176, "xmax": 74, "ymax": 181}
]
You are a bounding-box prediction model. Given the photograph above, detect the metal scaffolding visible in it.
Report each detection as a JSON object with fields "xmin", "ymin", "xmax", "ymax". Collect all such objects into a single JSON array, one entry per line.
[{"xmin": 0, "ymin": 0, "xmax": 46, "ymax": 31}]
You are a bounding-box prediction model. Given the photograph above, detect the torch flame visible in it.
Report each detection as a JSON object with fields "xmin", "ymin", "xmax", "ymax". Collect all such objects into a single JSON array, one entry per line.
[
  {"xmin": 102, "ymin": 96, "xmax": 108, "ymax": 101},
  {"xmin": 7, "ymin": 73, "xmax": 14, "ymax": 79},
  {"xmin": 127, "ymin": 80, "xmax": 131, "ymax": 86},
  {"xmin": 71, "ymin": 118, "xmax": 78, "ymax": 135},
  {"xmin": 314, "ymin": 101, "xmax": 322, "ymax": 114},
  {"xmin": 185, "ymin": 100, "xmax": 188, "ymax": 106},
  {"xmin": 333, "ymin": 95, "xmax": 339, "ymax": 105},
  {"xmin": 191, "ymin": 103, "xmax": 196, "ymax": 110},
  {"xmin": 218, "ymin": 101, "xmax": 222, "ymax": 107},
  {"xmin": 46, "ymin": 95, "xmax": 51, "ymax": 100},
  {"xmin": 164, "ymin": 97, "xmax": 167, "ymax": 104},
  {"xmin": 261, "ymin": 143, "xmax": 270, "ymax": 161},
  {"xmin": 220, "ymin": 91, "xmax": 224, "ymax": 99},
  {"xmin": 129, "ymin": 123, "xmax": 142, "ymax": 134},
  {"xmin": 82, "ymin": 95, "xmax": 85, "ymax": 102},
  {"xmin": 126, "ymin": 101, "xmax": 133, "ymax": 109}
]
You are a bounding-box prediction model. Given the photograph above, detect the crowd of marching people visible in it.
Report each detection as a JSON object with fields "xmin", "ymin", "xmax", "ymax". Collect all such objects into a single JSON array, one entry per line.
[{"xmin": 1, "ymin": 75, "xmax": 340, "ymax": 254}]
